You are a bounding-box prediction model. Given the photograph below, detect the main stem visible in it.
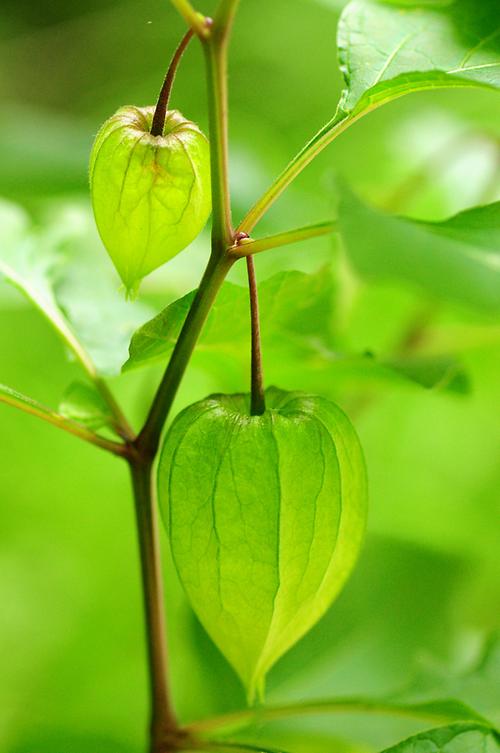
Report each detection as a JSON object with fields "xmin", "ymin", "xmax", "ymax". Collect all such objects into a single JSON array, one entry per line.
[
  {"xmin": 132, "ymin": 5, "xmax": 239, "ymax": 751},
  {"xmin": 130, "ymin": 462, "xmax": 179, "ymax": 753}
]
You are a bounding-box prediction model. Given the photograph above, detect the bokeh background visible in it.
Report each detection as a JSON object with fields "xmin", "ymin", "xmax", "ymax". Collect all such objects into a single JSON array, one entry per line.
[{"xmin": 1, "ymin": 1, "xmax": 499, "ymax": 751}]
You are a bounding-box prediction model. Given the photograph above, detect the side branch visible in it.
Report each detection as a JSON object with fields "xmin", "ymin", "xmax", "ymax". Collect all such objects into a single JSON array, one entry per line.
[
  {"xmin": 236, "ymin": 107, "xmax": 369, "ymax": 235},
  {"xmin": 0, "ymin": 385, "xmax": 129, "ymax": 458},
  {"xmin": 169, "ymin": 0, "xmax": 210, "ymax": 37},
  {"xmin": 231, "ymin": 220, "xmax": 338, "ymax": 258}
]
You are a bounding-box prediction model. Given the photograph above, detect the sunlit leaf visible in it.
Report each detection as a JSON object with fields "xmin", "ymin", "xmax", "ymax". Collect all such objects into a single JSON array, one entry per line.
[
  {"xmin": 338, "ymin": 0, "xmax": 500, "ymax": 116},
  {"xmin": 0, "ymin": 200, "xmax": 152, "ymax": 376}
]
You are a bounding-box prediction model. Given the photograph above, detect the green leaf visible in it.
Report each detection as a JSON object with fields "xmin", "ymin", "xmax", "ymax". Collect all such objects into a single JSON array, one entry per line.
[
  {"xmin": 339, "ymin": 192, "xmax": 500, "ymax": 312},
  {"xmin": 0, "ymin": 200, "xmax": 152, "ymax": 376},
  {"xmin": 383, "ymin": 355, "xmax": 470, "ymax": 393},
  {"xmin": 59, "ymin": 382, "xmax": 114, "ymax": 432},
  {"xmin": 379, "ymin": 722, "xmax": 500, "ymax": 752},
  {"xmin": 158, "ymin": 388, "xmax": 368, "ymax": 702},
  {"xmin": 0, "ymin": 200, "xmax": 94, "ymax": 374},
  {"xmin": 124, "ymin": 268, "xmax": 468, "ymax": 394},
  {"xmin": 338, "ymin": 0, "xmax": 500, "ymax": 116},
  {"xmin": 124, "ymin": 269, "xmax": 334, "ymax": 372}
]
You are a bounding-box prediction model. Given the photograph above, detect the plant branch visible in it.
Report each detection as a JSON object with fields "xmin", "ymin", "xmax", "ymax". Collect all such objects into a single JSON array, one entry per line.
[
  {"xmin": 137, "ymin": 0, "xmax": 240, "ymax": 459},
  {"xmin": 236, "ymin": 108, "xmax": 368, "ymax": 235},
  {"xmin": 246, "ymin": 256, "xmax": 265, "ymax": 415},
  {"xmin": 132, "ymin": 5, "xmax": 241, "ymax": 750},
  {"xmin": 0, "ymin": 385, "xmax": 129, "ymax": 458},
  {"xmin": 19, "ymin": 289, "xmax": 134, "ymax": 440},
  {"xmin": 130, "ymin": 462, "xmax": 183, "ymax": 753},
  {"xmin": 186, "ymin": 698, "xmax": 484, "ymax": 738},
  {"xmin": 151, "ymin": 28, "xmax": 195, "ymax": 137},
  {"xmin": 169, "ymin": 0, "xmax": 210, "ymax": 37},
  {"xmin": 231, "ymin": 220, "xmax": 338, "ymax": 258},
  {"xmin": 202, "ymin": 1, "xmax": 240, "ymax": 249}
]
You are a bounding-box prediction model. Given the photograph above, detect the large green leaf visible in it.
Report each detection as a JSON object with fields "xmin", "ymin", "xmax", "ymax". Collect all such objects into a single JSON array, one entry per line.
[
  {"xmin": 338, "ymin": 0, "xmax": 500, "ymax": 115},
  {"xmin": 0, "ymin": 200, "xmax": 152, "ymax": 376},
  {"xmin": 125, "ymin": 269, "xmax": 468, "ymax": 394},
  {"xmin": 379, "ymin": 722, "xmax": 500, "ymax": 752},
  {"xmin": 339, "ymin": 192, "xmax": 500, "ymax": 312},
  {"xmin": 0, "ymin": 200, "xmax": 92, "ymax": 372},
  {"xmin": 124, "ymin": 270, "xmax": 333, "ymax": 372}
]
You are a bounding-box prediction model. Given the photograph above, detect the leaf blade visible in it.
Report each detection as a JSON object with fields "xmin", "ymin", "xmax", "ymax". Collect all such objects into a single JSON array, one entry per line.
[{"xmin": 339, "ymin": 192, "xmax": 500, "ymax": 312}]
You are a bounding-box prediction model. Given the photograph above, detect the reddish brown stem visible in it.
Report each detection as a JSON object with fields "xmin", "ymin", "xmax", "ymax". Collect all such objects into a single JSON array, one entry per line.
[
  {"xmin": 151, "ymin": 28, "xmax": 195, "ymax": 137},
  {"xmin": 246, "ymin": 255, "xmax": 266, "ymax": 416}
]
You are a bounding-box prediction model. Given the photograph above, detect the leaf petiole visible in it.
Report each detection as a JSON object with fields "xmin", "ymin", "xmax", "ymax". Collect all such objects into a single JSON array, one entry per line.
[
  {"xmin": 236, "ymin": 108, "xmax": 361, "ymax": 235},
  {"xmin": 0, "ymin": 383, "xmax": 129, "ymax": 458},
  {"xmin": 185, "ymin": 697, "xmax": 488, "ymax": 738},
  {"xmin": 231, "ymin": 220, "xmax": 338, "ymax": 258}
]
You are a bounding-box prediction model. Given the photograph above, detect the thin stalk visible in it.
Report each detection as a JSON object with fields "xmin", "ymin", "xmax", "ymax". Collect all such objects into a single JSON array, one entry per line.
[
  {"xmin": 136, "ymin": 253, "xmax": 233, "ymax": 460},
  {"xmin": 151, "ymin": 29, "xmax": 195, "ymax": 137},
  {"xmin": 236, "ymin": 108, "xmax": 367, "ymax": 235},
  {"xmin": 196, "ymin": 744, "xmax": 287, "ymax": 753},
  {"xmin": 169, "ymin": 0, "xmax": 210, "ymax": 37},
  {"xmin": 231, "ymin": 220, "xmax": 338, "ymax": 258},
  {"xmin": 186, "ymin": 698, "xmax": 480, "ymax": 738},
  {"xmin": 246, "ymin": 256, "xmax": 265, "ymax": 415},
  {"xmin": 0, "ymin": 387, "xmax": 129, "ymax": 458},
  {"xmin": 130, "ymin": 462, "xmax": 182, "ymax": 752}
]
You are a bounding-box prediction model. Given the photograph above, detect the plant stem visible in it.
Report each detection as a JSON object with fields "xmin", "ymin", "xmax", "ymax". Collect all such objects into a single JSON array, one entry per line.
[
  {"xmin": 231, "ymin": 220, "xmax": 338, "ymax": 258},
  {"xmin": 137, "ymin": 0, "xmax": 240, "ymax": 459},
  {"xmin": 246, "ymin": 256, "xmax": 265, "ymax": 415},
  {"xmin": 21, "ymin": 289, "xmax": 134, "ymax": 440},
  {"xmin": 0, "ymin": 386, "xmax": 129, "ymax": 458},
  {"xmin": 132, "ymin": 5, "xmax": 240, "ymax": 750},
  {"xmin": 130, "ymin": 461, "xmax": 181, "ymax": 753},
  {"xmin": 203, "ymin": 2, "xmax": 240, "ymax": 249},
  {"xmin": 151, "ymin": 29, "xmax": 195, "ymax": 137},
  {"xmin": 169, "ymin": 0, "xmax": 210, "ymax": 37},
  {"xmin": 236, "ymin": 108, "xmax": 368, "ymax": 235}
]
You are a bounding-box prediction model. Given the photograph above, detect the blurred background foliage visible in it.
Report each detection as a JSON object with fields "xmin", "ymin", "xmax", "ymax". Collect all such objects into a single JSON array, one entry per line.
[{"xmin": 0, "ymin": 0, "xmax": 499, "ymax": 751}]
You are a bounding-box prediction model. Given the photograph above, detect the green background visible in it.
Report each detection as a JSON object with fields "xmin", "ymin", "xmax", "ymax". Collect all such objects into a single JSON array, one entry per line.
[{"xmin": 0, "ymin": 0, "xmax": 499, "ymax": 751}]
